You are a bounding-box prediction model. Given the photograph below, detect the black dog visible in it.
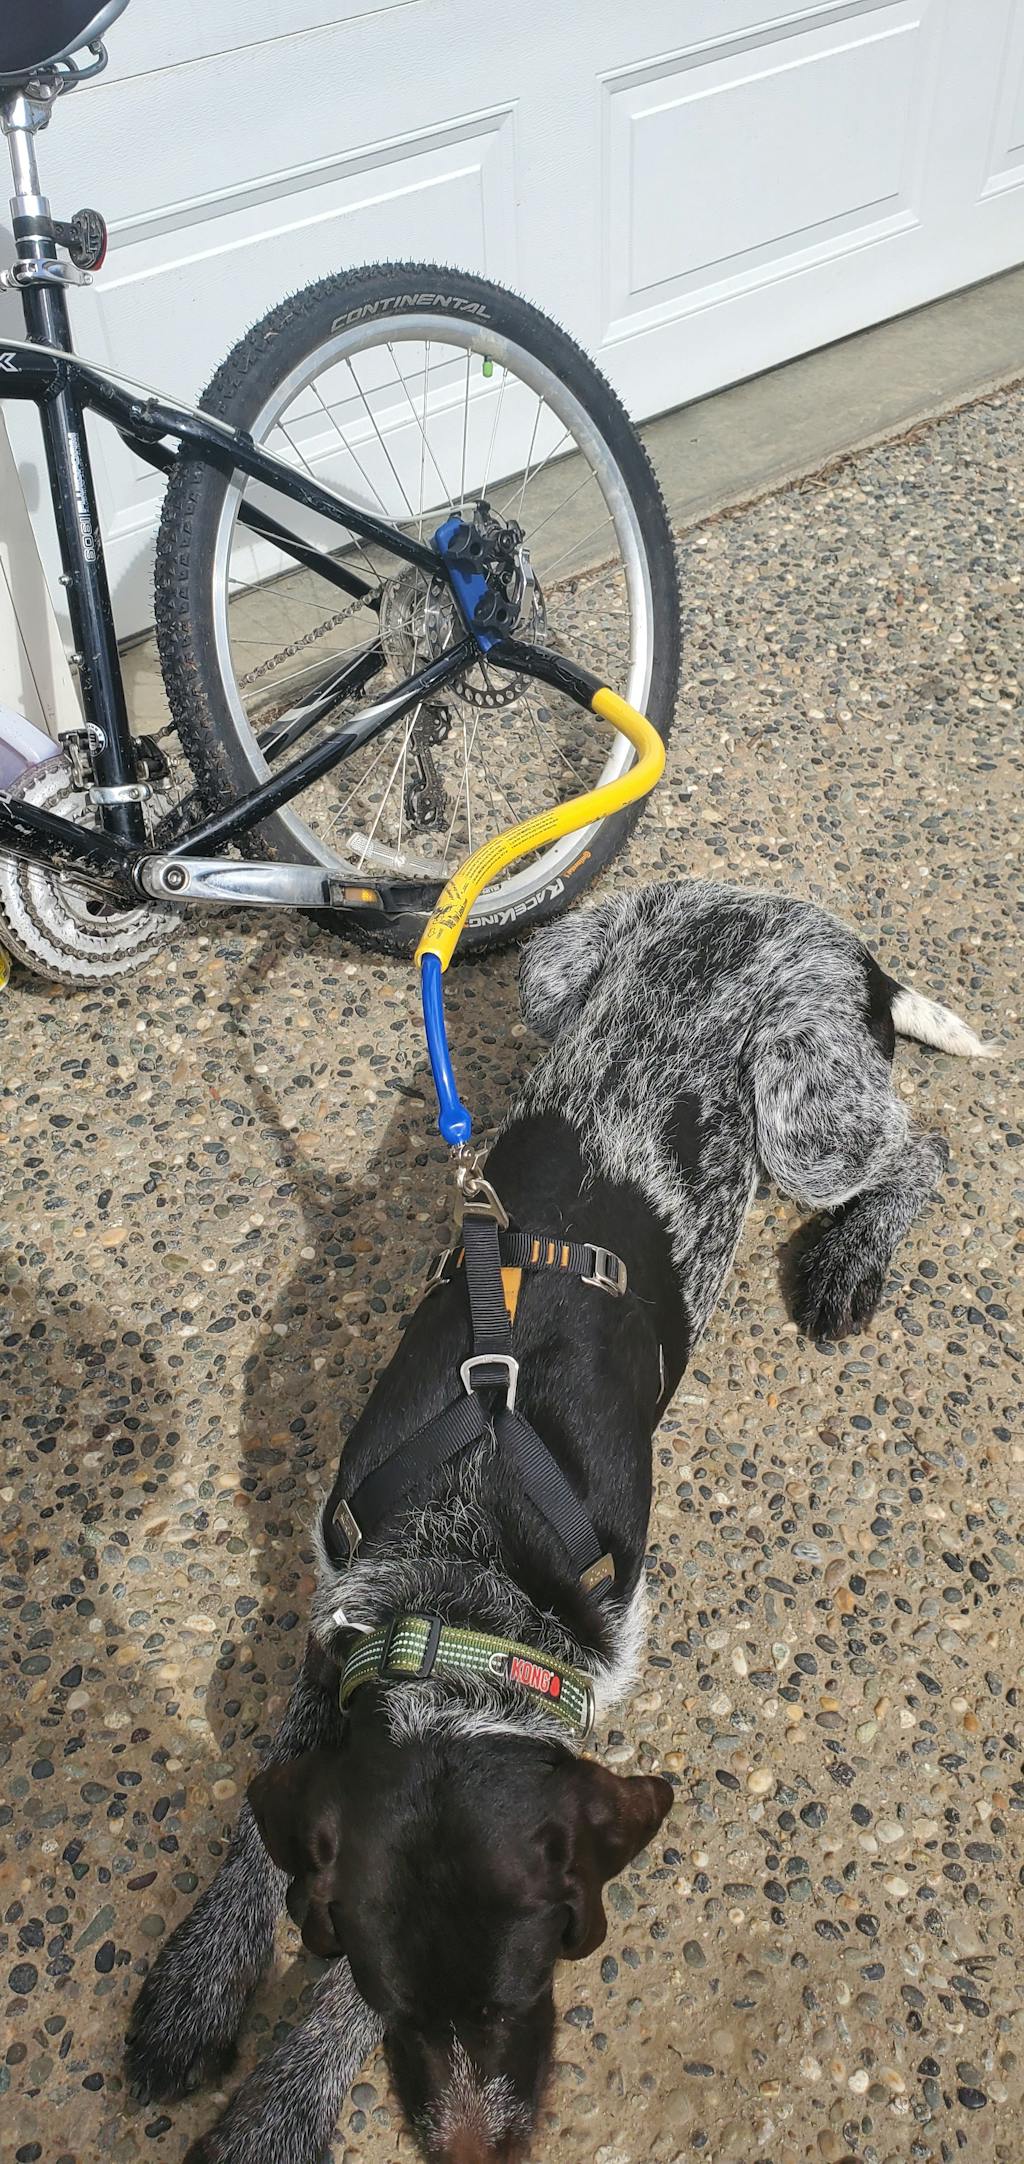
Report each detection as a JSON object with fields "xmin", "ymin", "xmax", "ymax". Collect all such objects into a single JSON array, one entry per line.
[{"xmin": 126, "ymin": 882, "xmax": 988, "ymax": 2164}]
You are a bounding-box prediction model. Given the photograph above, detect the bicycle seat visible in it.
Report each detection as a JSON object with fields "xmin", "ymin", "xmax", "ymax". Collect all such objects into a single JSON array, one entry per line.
[{"xmin": 0, "ymin": 1, "xmax": 129, "ymax": 87}]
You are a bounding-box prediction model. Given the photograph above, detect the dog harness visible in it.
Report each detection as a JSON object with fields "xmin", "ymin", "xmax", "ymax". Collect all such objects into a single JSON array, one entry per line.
[{"xmin": 321, "ymin": 1166, "xmax": 626, "ymax": 1601}]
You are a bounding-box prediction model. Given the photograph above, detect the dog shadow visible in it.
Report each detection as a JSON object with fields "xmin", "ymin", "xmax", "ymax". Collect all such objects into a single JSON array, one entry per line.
[
  {"xmin": 200, "ymin": 929, "xmax": 527, "ymax": 1764},
  {"xmin": 0, "ymin": 1272, "xmax": 181, "ymax": 1882}
]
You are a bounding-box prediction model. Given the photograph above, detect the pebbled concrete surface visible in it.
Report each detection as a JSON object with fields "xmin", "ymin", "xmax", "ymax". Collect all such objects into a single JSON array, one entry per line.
[{"xmin": 2, "ymin": 382, "xmax": 1023, "ymax": 2164}]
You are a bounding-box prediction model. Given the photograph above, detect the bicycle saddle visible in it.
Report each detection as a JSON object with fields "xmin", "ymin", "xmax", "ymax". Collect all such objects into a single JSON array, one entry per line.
[{"xmin": 0, "ymin": 0, "xmax": 129, "ymax": 87}]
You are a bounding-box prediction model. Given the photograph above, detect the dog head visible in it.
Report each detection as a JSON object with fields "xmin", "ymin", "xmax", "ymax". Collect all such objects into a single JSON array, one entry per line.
[{"xmin": 249, "ymin": 1726, "xmax": 671, "ymax": 2162}]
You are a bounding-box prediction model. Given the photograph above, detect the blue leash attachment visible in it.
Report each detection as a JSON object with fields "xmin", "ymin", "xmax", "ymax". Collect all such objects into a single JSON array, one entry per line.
[{"xmin": 420, "ymin": 952, "xmax": 472, "ymax": 1146}]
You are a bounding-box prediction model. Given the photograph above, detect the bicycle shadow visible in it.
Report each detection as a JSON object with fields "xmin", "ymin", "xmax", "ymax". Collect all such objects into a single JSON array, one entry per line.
[{"xmin": 201, "ymin": 927, "xmax": 528, "ymax": 1766}]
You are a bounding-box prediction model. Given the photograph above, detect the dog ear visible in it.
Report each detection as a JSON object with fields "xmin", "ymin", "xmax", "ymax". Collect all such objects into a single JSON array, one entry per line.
[
  {"xmin": 247, "ymin": 1748, "xmax": 346, "ymax": 1879},
  {"xmin": 248, "ymin": 1749, "xmax": 350, "ymax": 1957},
  {"xmin": 561, "ymin": 1764, "xmax": 672, "ymax": 1959}
]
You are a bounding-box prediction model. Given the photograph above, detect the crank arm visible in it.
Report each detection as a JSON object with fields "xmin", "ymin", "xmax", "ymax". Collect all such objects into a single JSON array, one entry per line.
[
  {"xmin": 138, "ymin": 856, "xmax": 370, "ymax": 908},
  {"xmin": 136, "ymin": 855, "xmax": 443, "ymax": 918}
]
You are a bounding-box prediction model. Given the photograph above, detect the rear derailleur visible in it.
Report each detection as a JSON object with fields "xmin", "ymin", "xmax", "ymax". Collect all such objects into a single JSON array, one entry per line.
[{"xmin": 404, "ymin": 703, "xmax": 451, "ymax": 832}]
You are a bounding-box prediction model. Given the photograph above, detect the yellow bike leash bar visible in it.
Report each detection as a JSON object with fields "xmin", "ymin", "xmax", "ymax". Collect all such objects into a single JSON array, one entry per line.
[
  {"xmin": 416, "ymin": 686, "xmax": 665, "ymax": 972},
  {"xmin": 418, "ymin": 667, "xmax": 666, "ymax": 1145}
]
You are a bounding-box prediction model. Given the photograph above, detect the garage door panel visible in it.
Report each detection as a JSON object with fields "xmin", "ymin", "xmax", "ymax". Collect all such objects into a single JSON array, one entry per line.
[
  {"xmin": 982, "ymin": 0, "xmax": 1024, "ymax": 197},
  {"xmin": 99, "ymin": 0, "xmax": 418, "ymax": 87},
  {"xmin": 604, "ymin": 2, "xmax": 935, "ymax": 335}
]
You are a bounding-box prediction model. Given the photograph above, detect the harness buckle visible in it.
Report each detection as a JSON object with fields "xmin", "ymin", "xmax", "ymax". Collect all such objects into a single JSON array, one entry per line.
[
  {"xmin": 456, "ymin": 1151, "xmax": 510, "ymax": 1227},
  {"xmin": 423, "ymin": 1246, "xmax": 454, "ymax": 1293},
  {"xmin": 460, "ymin": 1352, "xmax": 519, "ymax": 1411},
  {"xmin": 579, "ymin": 1551, "xmax": 616, "ymax": 1596},
  {"xmin": 330, "ymin": 1498, "xmax": 363, "ymax": 1563},
  {"xmin": 582, "ymin": 1246, "xmax": 628, "ymax": 1297}
]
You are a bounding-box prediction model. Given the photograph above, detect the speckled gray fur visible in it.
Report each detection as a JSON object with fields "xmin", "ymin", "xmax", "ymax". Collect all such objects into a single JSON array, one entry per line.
[
  {"xmin": 182, "ymin": 1960, "xmax": 384, "ymax": 2164},
  {"xmin": 517, "ymin": 881, "xmax": 972, "ymax": 1343}
]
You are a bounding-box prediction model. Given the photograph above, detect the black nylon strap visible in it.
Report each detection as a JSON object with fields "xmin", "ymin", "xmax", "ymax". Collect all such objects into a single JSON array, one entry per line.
[
  {"xmin": 502, "ymin": 1232, "xmax": 610, "ymax": 1276},
  {"xmin": 322, "ymin": 1389, "xmax": 490, "ymax": 1563},
  {"xmin": 430, "ymin": 1231, "xmax": 625, "ymax": 1289},
  {"xmin": 461, "ymin": 1211, "xmax": 517, "ymax": 1393},
  {"xmin": 496, "ymin": 1407, "xmax": 606, "ymax": 1581},
  {"xmin": 462, "ymin": 1214, "xmax": 513, "ymax": 1355}
]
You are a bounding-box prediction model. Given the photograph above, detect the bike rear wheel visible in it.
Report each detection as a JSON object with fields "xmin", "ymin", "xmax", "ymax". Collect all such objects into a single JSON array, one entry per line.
[{"xmin": 155, "ymin": 262, "xmax": 681, "ymax": 954}]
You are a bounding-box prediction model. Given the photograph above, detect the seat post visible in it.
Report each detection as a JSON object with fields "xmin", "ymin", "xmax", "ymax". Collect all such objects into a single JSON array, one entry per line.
[
  {"xmin": 4, "ymin": 89, "xmax": 47, "ymax": 204},
  {"xmin": 1, "ymin": 84, "xmax": 76, "ymax": 351}
]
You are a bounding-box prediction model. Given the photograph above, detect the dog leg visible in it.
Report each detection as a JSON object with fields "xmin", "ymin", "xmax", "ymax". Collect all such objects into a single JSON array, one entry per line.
[
  {"xmin": 753, "ymin": 1037, "xmax": 949, "ymax": 1339},
  {"xmin": 126, "ymin": 1641, "xmax": 344, "ymax": 2102},
  {"xmin": 787, "ymin": 1131, "xmax": 949, "ymax": 1339},
  {"xmin": 182, "ymin": 1957, "xmax": 385, "ymax": 2164},
  {"xmin": 518, "ymin": 892, "xmax": 626, "ymax": 1041}
]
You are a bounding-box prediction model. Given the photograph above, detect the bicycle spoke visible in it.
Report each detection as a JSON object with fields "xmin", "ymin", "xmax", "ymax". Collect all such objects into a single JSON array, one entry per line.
[
  {"xmin": 520, "ymin": 466, "xmax": 597, "ymax": 550},
  {"xmin": 345, "ymin": 356, "xmax": 417, "ymax": 524},
  {"xmin": 540, "ymin": 509, "xmax": 616, "ymax": 581},
  {"xmin": 417, "ymin": 340, "xmax": 430, "ymax": 540},
  {"xmin": 509, "ymin": 395, "xmax": 543, "ymax": 525},
  {"xmin": 496, "ymin": 423, "xmax": 575, "ymax": 524},
  {"xmin": 394, "ymin": 603, "xmax": 426, "ymax": 854},
  {"xmin": 441, "ymin": 700, "xmax": 486, "ymax": 863},
  {"xmin": 272, "ymin": 414, "xmax": 382, "ymax": 589},
  {"xmin": 387, "ymin": 342, "xmax": 457, "ymax": 520},
  {"xmin": 327, "ymin": 730, "xmax": 398, "ymax": 835},
  {"xmin": 480, "ymin": 364, "xmax": 509, "ymax": 501},
  {"xmin": 459, "ymin": 349, "xmax": 471, "ymax": 516},
  {"xmin": 247, "ymin": 636, "xmax": 374, "ymax": 698},
  {"xmin": 355, "ymin": 705, "xmax": 422, "ymax": 867},
  {"xmin": 523, "ymin": 688, "xmax": 586, "ymax": 785}
]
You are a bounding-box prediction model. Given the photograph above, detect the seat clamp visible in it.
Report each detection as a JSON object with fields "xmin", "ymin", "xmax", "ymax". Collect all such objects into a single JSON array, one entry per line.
[
  {"xmin": 460, "ymin": 1352, "xmax": 519, "ymax": 1411},
  {"xmin": 582, "ymin": 1246, "xmax": 628, "ymax": 1296}
]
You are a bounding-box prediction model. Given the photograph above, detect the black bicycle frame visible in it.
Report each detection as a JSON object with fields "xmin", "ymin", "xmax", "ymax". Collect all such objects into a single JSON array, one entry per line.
[{"xmin": 0, "ymin": 94, "xmax": 599, "ymax": 918}]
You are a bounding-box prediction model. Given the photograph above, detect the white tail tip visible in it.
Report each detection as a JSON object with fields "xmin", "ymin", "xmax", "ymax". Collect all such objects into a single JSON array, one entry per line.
[{"xmin": 892, "ymin": 986, "xmax": 996, "ymax": 1059}]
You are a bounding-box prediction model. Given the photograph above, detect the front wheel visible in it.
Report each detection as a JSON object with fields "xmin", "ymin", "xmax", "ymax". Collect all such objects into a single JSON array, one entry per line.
[{"xmin": 155, "ymin": 263, "xmax": 680, "ymax": 955}]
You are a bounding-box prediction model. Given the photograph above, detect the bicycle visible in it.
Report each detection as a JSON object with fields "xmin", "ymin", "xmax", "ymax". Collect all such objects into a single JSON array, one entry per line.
[{"xmin": 0, "ymin": 1, "xmax": 680, "ymax": 987}]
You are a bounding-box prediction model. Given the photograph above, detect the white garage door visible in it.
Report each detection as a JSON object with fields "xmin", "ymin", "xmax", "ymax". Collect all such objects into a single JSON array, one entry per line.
[{"xmin": 5, "ymin": 0, "xmax": 1024, "ymax": 637}]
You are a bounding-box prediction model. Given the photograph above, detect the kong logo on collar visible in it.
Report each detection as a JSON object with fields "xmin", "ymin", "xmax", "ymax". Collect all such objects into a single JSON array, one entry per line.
[{"xmin": 507, "ymin": 1653, "xmax": 562, "ymax": 1701}]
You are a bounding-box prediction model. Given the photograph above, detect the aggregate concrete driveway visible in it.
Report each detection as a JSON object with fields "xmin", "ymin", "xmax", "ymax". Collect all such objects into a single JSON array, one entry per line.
[{"xmin": 2, "ymin": 384, "xmax": 1022, "ymax": 2164}]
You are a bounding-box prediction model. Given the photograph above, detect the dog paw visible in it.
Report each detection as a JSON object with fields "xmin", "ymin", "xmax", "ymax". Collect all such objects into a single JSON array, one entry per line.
[
  {"xmin": 125, "ymin": 1965, "xmax": 240, "ymax": 2103},
  {"xmin": 792, "ymin": 1247, "xmax": 887, "ymax": 1342},
  {"xmin": 124, "ymin": 1907, "xmax": 267, "ymax": 2101}
]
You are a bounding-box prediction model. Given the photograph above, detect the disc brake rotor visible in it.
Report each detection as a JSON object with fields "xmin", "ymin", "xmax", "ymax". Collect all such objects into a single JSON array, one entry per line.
[{"xmin": 378, "ymin": 548, "xmax": 547, "ymax": 713}]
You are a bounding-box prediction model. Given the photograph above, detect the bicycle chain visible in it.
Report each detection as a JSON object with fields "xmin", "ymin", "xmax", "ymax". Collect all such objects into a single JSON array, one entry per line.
[{"xmin": 238, "ymin": 591, "xmax": 374, "ymax": 690}]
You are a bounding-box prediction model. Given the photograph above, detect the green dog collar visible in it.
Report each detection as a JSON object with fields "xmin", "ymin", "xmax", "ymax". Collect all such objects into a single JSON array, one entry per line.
[{"xmin": 338, "ymin": 1613, "xmax": 595, "ymax": 1741}]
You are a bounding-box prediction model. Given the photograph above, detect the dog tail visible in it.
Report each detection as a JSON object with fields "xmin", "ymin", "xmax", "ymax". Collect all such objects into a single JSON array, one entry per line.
[{"xmin": 889, "ymin": 982, "xmax": 995, "ymax": 1059}]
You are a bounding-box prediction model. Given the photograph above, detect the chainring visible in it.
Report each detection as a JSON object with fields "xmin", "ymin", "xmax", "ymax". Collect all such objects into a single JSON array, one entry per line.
[{"xmin": 0, "ymin": 756, "xmax": 176, "ymax": 985}]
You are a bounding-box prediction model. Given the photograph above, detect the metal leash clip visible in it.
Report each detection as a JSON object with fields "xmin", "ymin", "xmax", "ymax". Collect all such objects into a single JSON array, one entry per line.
[{"xmin": 453, "ymin": 1143, "xmax": 510, "ymax": 1227}]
